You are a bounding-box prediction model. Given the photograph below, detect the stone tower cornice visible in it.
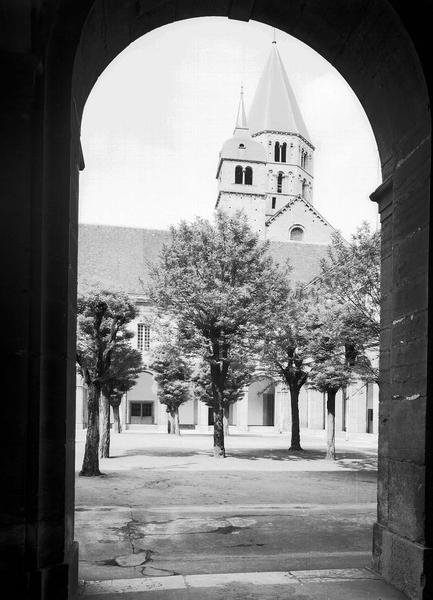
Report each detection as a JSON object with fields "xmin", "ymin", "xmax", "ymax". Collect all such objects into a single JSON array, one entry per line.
[
  {"xmin": 216, "ymin": 190, "xmax": 267, "ymax": 208},
  {"xmin": 252, "ymin": 130, "xmax": 315, "ymax": 151}
]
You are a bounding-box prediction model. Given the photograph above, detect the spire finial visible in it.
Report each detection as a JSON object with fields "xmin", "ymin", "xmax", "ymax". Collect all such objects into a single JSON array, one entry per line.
[
  {"xmin": 272, "ymin": 28, "xmax": 277, "ymax": 44},
  {"xmin": 234, "ymin": 84, "xmax": 248, "ymax": 131}
]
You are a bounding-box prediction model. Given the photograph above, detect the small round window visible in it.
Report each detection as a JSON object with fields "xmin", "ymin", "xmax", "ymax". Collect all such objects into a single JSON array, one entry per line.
[
  {"xmin": 239, "ymin": 144, "xmax": 245, "ymax": 149},
  {"xmin": 290, "ymin": 226, "xmax": 304, "ymax": 241}
]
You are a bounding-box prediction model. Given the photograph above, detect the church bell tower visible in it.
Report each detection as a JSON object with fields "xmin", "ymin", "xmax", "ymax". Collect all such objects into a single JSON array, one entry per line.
[
  {"xmin": 216, "ymin": 42, "xmax": 332, "ymax": 245},
  {"xmin": 215, "ymin": 87, "xmax": 267, "ymax": 236},
  {"xmin": 248, "ymin": 40, "xmax": 315, "ymax": 218}
]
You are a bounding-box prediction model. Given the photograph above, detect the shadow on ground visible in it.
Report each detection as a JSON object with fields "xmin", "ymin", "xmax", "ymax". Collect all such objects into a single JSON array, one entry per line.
[{"xmin": 106, "ymin": 447, "xmax": 377, "ymax": 470}]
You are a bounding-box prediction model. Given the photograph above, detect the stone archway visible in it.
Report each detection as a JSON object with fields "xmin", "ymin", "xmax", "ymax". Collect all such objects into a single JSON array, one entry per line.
[{"xmin": 1, "ymin": 1, "xmax": 430, "ymax": 599}]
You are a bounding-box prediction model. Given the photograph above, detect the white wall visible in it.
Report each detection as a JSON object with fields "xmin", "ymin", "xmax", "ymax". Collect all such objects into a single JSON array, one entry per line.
[
  {"xmin": 127, "ymin": 371, "xmax": 159, "ymax": 424},
  {"xmin": 179, "ymin": 398, "xmax": 195, "ymax": 425},
  {"xmin": 307, "ymin": 389, "xmax": 325, "ymax": 429},
  {"xmin": 266, "ymin": 198, "xmax": 334, "ymax": 244},
  {"xmin": 248, "ymin": 378, "xmax": 274, "ymax": 425}
]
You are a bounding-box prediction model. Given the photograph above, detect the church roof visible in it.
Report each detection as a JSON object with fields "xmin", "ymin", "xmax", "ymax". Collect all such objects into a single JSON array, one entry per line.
[
  {"xmin": 218, "ymin": 88, "xmax": 266, "ymax": 167},
  {"xmin": 78, "ymin": 224, "xmax": 170, "ymax": 295},
  {"xmin": 267, "ymin": 241, "xmax": 329, "ymax": 283},
  {"xmin": 234, "ymin": 85, "xmax": 248, "ymax": 132},
  {"xmin": 78, "ymin": 223, "xmax": 329, "ymax": 292},
  {"xmin": 248, "ymin": 43, "xmax": 310, "ymax": 141}
]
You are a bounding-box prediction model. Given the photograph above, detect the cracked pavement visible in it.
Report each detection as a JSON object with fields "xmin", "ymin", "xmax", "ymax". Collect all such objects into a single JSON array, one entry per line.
[{"xmin": 75, "ymin": 430, "xmax": 378, "ymax": 583}]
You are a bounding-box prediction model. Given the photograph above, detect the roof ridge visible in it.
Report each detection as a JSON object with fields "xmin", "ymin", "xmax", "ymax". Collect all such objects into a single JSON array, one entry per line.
[
  {"xmin": 265, "ymin": 195, "xmax": 336, "ymax": 230},
  {"xmin": 79, "ymin": 223, "xmax": 170, "ymax": 234},
  {"xmin": 248, "ymin": 43, "xmax": 310, "ymax": 140},
  {"xmin": 265, "ymin": 198, "xmax": 297, "ymax": 225}
]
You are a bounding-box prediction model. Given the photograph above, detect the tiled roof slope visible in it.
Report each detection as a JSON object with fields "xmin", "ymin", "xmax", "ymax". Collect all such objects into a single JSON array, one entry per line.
[
  {"xmin": 78, "ymin": 224, "xmax": 170, "ymax": 294},
  {"xmin": 267, "ymin": 241, "xmax": 329, "ymax": 284},
  {"xmin": 78, "ymin": 224, "xmax": 329, "ymax": 293}
]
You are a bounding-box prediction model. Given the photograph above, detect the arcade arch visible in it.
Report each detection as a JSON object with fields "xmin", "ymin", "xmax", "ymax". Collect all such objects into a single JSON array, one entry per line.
[{"xmin": 2, "ymin": 2, "xmax": 430, "ymax": 599}]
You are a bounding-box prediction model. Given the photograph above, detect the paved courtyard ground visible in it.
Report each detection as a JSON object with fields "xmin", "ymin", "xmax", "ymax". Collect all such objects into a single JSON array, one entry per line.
[
  {"xmin": 74, "ymin": 429, "xmax": 406, "ymax": 598},
  {"xmin": 75, "ymin": 430, "xmax": 377, "ymax": 575}
]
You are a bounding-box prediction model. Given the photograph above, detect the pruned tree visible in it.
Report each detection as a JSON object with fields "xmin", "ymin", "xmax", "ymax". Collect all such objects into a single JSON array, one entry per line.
[
  {"xmin": 101, "ymin": 344, "xmax": 143, "ymax": 439},
  {"xmin": 307, "ymin": 299, "xmax": 354, "ymax": 460},
  {"xmin": 150, "ymin": 211, "xmax": 290, "ymax": 457},
  {"xmin": 192, "ymin": 356, "xmax": 254, "ymax": 435},
  {"xmin": 76, "ymin": 289, "xmax": 137, "ymax": 475},
  {"xmin": 150, "ymin": 341, "xmax": 192, "ymax": 436},
  {"xmin": 261, "ymin": 286, "xmax": 312, "ymax": 451}
]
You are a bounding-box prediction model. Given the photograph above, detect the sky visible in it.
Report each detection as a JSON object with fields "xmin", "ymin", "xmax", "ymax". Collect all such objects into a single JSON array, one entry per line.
[{"xmin": 79, "ymin": 17, "xmax": 381, "ymax": 239}]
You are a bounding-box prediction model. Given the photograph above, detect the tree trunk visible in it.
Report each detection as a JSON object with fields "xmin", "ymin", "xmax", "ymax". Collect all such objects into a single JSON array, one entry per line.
[
  {"xmin": 80, "ymin": 383, "xmax": 101, "ymax": 476},
  {"xmin": 289, "ymin": 386, "xmax": 303, "ymax": 451},
  {"xmin": 112, "ymin": 403, "xmax": 122, "ymax": 433},
  {"xmin": 342, "ymin": 386, "xmax": 349, "ymax": 441},
  {"xmin": 99, "ymin": 394, "xmax": 110, "ymax": 458},
  {"xmin": 223, "ymin": 405, "xmax": 230, "ymax": 436},
  {"xmin": 172, "ymin": 409, "xmax": 181, "ymax": 436},
  {"xmin": 213, "ymin": 405, "xmax": 225, "ymax": 458},
  {"xmin": 168, "ymin": 411, "xmax": 177, "ymax": 435},
  {"xmin": 326, "ymin": 390, "xmax": 336, "ymax": 460}
]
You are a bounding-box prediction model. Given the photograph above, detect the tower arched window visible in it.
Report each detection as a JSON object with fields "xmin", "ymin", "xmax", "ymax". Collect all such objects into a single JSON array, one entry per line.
[
  {"xmin": 281, "ymin": 142, "xmax": 287, "ymax": 162},
  {"xmin": 244, "ymin": 166, "xmax": 253, "ymax": 185},
  {"xmin": 301, "ymin": 149, "xmax": 307, "ymax": 169},
  {"xmin": 302, "ymin": 179, "xmax": 308, "ymax": 199},
  {"xmin": 235, "ymin": 165, "xmax": 243, "ymax": 184},
  {"xmin": 274, "ymin": 141, "xmax": 280, "ymax": 162},
  {"xmin": 277, "ymin": 173, "xmax": 283, "ymax": 193},
  {"xmin": 290, "ymin": 226, "xmax": 304, "ymax": 241}
]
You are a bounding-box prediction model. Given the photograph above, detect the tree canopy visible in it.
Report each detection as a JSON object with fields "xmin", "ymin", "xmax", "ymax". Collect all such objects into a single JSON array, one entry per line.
[
  {"xmin": 76, "ymin": 289, "xmax": 138, "ymax": 474},
  {"xmin": 150, "ymin": 337, "xmax": 192, "ymax": 435},
  {"xmin": 76, "ymin": 289, "xmax": 137, "ymax": 388},
  {"xmin": 102, "ymin": 344, "xmax": 143, "ymax": 400},
  {"xmin": 261, "ymin": 285, "xmax": 313, "ymax": 449},
  {"xmin": 317, "ymin": 222, "xmax": 380, "ymax": 361},
  {"xmin": 150, "ymin": 210, "xmax": 290, "ymax": 456}
]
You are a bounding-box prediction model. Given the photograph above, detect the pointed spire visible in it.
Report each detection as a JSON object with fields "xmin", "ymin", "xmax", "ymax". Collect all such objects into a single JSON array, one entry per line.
[
  {"xmin": 234, "ymin": 85, "xmax": 249, "ymax": 134},
  {"xmin": 248, "ymin": 43, "xmax": 310, "ymax": 141}
]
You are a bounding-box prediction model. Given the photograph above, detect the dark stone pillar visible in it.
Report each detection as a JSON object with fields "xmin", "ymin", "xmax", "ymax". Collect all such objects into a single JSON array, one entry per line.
[
  {"xmin": 372, "ymin": 135, "xmax": 432, "ymax": 599},
  {"xmin": 0, "ymin": 12, "xmax": 79, "ymax": 600}
]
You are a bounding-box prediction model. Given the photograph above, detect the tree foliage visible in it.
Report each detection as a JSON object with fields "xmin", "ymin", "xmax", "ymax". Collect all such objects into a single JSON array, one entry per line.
[
  {"xmin": 306, "ymin": 297, "xmax": 355, "ymax": 460},
  {"xmin": 76, "ymin": 289, "xmax": 138, "ymax": 474},
  {"xmin": 192, "ymin": 358, "xmax": 253, "ymax": 409},
  {"xmin": 150, "ymin": 334, "xmax": 192, "ymax": 435},
  {"xmin": 261, "ymin": 286, "xmax": 313, "ymax": 450},
  {"xmin": 150, "ymin": 211, "xmax": 290, "ymax": 456},
  {"xmin": 102, "ymin": 344, "xmax": 143, "ymax": 399},
  {"xmin": 317, "ymin": 222, "xmax": 380, "ymax": 382},
  {"xmin": 102, "ymin": 344, "xmax": 143, "ymax": 434},
  {"xmin": 307, "ymin": 299, "xmax": 354, "ymax": 391}
]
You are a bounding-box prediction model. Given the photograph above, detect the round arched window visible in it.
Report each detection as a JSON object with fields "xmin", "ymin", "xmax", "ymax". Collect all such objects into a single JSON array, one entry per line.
[{"xmin": 290, "ymin": 226, "xmax": 304, "ymax": 241}]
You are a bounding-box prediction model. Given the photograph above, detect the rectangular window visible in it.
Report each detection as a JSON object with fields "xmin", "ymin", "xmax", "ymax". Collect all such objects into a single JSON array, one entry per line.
[
  {"xmin": 130, "ymin": 401, "xmax": 153, "ymax": 420},
  {"xmin": 131, "ymin": 402, "xmax": 142, "ymax": 417},
  {"xmin": 271, "ymin": 197, "xmax": 276, "ymax": 209},
  {"xmin": 137, "ymin": 323, "xmax": 151, "ymax": 351},
  {"xmin": 142, "ymin": 403, "xmax": 152, "ymax": 417}
]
